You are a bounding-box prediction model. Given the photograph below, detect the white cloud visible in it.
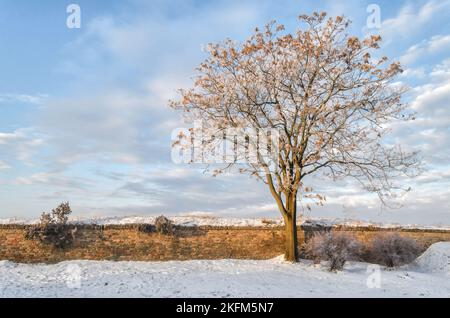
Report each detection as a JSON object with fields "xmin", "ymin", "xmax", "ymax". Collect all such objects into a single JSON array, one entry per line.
[
  {"xmin": 411, "ymin": 80, "xmax": 450, "ymax": 113},
  {"xmin": 0, "ymin": 129, "xmax": 44, "ymax": 165},
  {"xmin": 400, "ymin": 67, "xmax": 427, "ymax": 79},
  {"xmin": 0, "ymin": 132, "xmax": 20, "ymax": 144},
  {"xmin": 15, "ymin": 172, "xmax": 91, "ymax": 190},
  {"xmin": 430, "ymin": 58, "xmax": 450, "ymax": 80},
  {"xmin": 0, "ymin": 93, "xmax": 48, "ymax": 105},
  {"xmin": 401, "ymin": 35, "xmax": 450, "ymax": 64},
  {"xmin": 0, "ymin": 161, "xmax": 11, "ymax": 170},
  {"xmin": 381, "ymin": 0, "xmax": 450, "ymax": 41},
  {"xmin": 15, "ymin": 172, "xmax": 52, "ymax": 185}
]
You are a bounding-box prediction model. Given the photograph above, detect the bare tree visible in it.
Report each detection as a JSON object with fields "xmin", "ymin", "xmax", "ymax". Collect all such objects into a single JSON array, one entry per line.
[{"xmin": 170, "ymin": 12, "xmax": 420, "ymax": 262}]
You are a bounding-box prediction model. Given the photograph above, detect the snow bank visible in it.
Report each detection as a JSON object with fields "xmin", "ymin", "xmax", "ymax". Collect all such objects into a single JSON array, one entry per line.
[
  {"xmin": 0, "ymin": 217, "xmax": 36, "ymax": 225},
  {"xmin": 0, "ymin": 258, "xmax": 449, "ymax": 297},
  {"xmin": 412, "ymin": 242, "xmax": 450, "ymax": 274},
  {"xmin": 71, "ymin": 215, "xmax": 284, "ymax": 227},
  {"xmin": 0, "ymin": 215, "xmax": 449, "ymax": 230},
  {"xmin": 0, "ymin": 261, "xmax": 16, "ymax": 270},
  {"xmin": 0, "ymin": 215, "xmax": 285, "ymax": 227},
  {"xmin": 302, "ymin": 218, "xmax": 450, "ymax": 231}
]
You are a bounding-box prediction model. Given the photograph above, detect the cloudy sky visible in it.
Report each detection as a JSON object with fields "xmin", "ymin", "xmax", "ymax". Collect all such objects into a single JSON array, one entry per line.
[{"xmin": 0, "ymin": 0, "xmax": 449, "ymax": 225}]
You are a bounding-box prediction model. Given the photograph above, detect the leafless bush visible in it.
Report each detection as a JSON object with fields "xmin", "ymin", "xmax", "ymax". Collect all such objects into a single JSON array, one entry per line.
[
  {"xmin": 154, "ymin": 215, "xmax": 174, "ymax": 235},
  {"xmin": 304, "ymin": 231, "xmax": 363, "ymax": 271},
  {"xmin": 25, "ymin": 202, "xmax": 77, "ymax": 249},
  {"xmin": 369, "ymin": 233, "xmax": 421, "ymax": 268},
  {"xmin": 136, "ymin": 223, "xmax": 155, "ymax": 233}
]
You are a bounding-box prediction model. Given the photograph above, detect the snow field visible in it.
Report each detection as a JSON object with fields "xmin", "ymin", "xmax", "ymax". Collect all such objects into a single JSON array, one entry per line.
[{"xmin": 0, "ymin": 243, "xmax": 448, "ymax": 298}]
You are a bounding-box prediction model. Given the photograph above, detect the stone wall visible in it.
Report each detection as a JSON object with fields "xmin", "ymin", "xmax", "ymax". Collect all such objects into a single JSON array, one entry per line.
[{"xmin": 0, "ymin": 224, "xmax": 449, "ymax": 263}]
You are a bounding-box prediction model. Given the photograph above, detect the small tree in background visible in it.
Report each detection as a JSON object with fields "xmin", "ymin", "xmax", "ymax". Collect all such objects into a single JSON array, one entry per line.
[
  {"xmin": 44, "ymin": 201, "xmax": 72, "ymax": 225},
  {"xmin": 171, "ymin": 12, "xmax": 420, "ymax": 261},
  {"xmin": 25, "ymin": 202, "xmax": 77, "ymax": 249}
]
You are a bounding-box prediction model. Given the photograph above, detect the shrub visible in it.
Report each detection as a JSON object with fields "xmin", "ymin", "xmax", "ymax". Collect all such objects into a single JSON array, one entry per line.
[
  {"xmin": 304, "ymin": 231, "xmax": 362, "ymax": 271},
  {"xmin": 136, "ymin": 223, "xmax": 155, "ymax": 233},
  {"xmin": 369, "ymin": 233, "xmax": 421, "ymax": 268},
  {"xmin": 25, "ymin": 202, "xmax": 77, "ymax": 249},
  {"xmin": 154, "ymin": 215, "xmax": 174, "ymax": 235}
]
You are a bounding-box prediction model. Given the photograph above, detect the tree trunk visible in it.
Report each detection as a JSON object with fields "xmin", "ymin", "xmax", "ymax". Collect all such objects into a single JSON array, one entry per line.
[
  {"xmin": 284, "ymin": 215, "xmax": 298, "ymax": 262},
  {"xmin": 283, "ymin": 193, "xmax": 299, "ymax": 262}
]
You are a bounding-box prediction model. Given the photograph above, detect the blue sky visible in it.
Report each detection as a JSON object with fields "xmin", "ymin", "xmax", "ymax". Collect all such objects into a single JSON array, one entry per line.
[{"xmin": 0, "ymin": 0, "xmax": 450, "ymax": 225}]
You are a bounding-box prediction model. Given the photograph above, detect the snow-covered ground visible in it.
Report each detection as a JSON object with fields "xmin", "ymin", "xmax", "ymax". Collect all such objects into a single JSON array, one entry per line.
[
  {"xmin": 1, "ymin": 214, "xmax": 449, "ymax": 230},
  {"xmin": 0, "ymin": 243, "xmax": 449, "ymax": 298},
  {"xmin": 0, "ymin": 215, "xmax": 283, "ymax": 227}
]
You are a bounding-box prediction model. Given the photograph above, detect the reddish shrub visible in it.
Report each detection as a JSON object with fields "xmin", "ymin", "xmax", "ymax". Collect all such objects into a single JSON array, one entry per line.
[
  {"xmin": 369, "ymin": 233, "xmax": 421, "ymax": 267},
  {"xmin": 304, "ymin": 231, "xmax": 362, "ymax": 271}
]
